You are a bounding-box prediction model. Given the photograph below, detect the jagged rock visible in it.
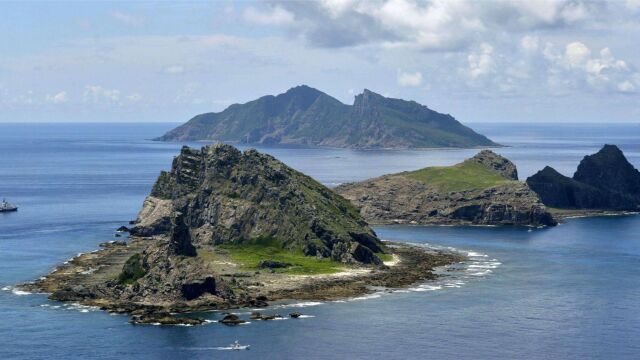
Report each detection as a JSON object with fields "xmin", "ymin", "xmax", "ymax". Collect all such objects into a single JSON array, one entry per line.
[
  {"xmin": 289, "ymin": 312, "xmax": 302, "ymax": 318},
  {"xmin": 337, "ymin": 151, "xmax": 556, "ymax": 227},
  {"xmin": 220, "ymin": 314, "xmax": 245, "ymax": 325},
  {"xmin": 527, "ymin": 145, "xmax": 640, "ymax": 211},
  {"xmin": 130, "ymin": 312, "xmax": 205, "ymax": 326},
  {"xmin": 168, "ymin": 213, "xmax": 197, "ymax": 257},
  {"xmin": 469, "ymin": 150, "xmax": 518, "ymax": 180},
  {"xmin": 116, "ymin": 226, "xmax": 130, "ymax": 233},
  {"xmin": 155, "ymin": 85, "xmax": 498, "ymax": 149},
  {"xmin": 134, "ymin": 143, "xmax": 386, "ymax": 265}
]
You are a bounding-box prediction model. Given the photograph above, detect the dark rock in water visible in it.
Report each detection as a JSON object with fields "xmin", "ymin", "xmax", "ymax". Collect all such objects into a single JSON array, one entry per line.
[
  {"xmin": 116, "ymin": 226, "xmax": 130, "ymax": 233},
  {"xmin": 130, "ymin": 312, "xmax": 205, "ymax": 326},
  {"xmin": 289, "ymin": 312, "xmax": 302, "ymax": 318},
  {"xmin": 134, "ymin": 143, "xmax": 387, "ymax": 265},
  {"xmin": 181, "ymin": 277, "xmax": 216, "ymax": 300},
  {"xmin": 574, "ymin": 144, "xmax": 640, "ymax": 200},
  {"xmin": 258, "ymin": 260, "xmax": 292, "ymax": 269},
  {"xmin": 155, "ymin": 85, "xmax": 498, "ymax": 149},
  {"xmin": 220, "ymin": 314, "xmax": 245, "ymax": 325},
  {"xmin": 128, "ymin": 220, "xmax": 136, "ymax": 225},
  {"xmin": 249, "ymin": 311, "xmax": 263, "ymax": 320},
  {"xmin": 114, "ymin": 233, "xmax": 122, "ymax": 237},
  {"xmin": 469, "ymin": 150, "xmax": 518, "ymax": 180},
  {"xmin": 527, "ymin": 145, "xmax": 640, "ymax": 211}
]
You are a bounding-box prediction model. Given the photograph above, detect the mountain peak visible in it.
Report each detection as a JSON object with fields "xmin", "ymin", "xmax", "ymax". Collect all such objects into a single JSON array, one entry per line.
[{"xmin": 469, "ymin": 150, "xmax": 518, "ymax": 180}]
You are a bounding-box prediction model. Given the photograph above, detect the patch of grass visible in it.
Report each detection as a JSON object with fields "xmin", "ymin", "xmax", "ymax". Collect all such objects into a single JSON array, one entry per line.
[
  {"xmin": 118, "ymin": 253, "xmax": 146, "ymax": 285},
  {"xmin": 405, "ymin": 160, "xmax": 513, "ymax": 192},
  {"xmin": 376, "ymin": 252, "xmax": 394, "ymax": 262},
  {"xmin": 218, "ymin": 236, "xmax": 345, "ymax": 275}
]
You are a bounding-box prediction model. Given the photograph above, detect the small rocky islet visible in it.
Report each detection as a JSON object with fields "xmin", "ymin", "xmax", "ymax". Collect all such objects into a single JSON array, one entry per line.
[
  {"xmin": 22, "ymin": 144, "xmax": 463, "ymax": 325},
  {"xmin": 526, "ymin": 144, "xmax": 640, "ymax": 213},
  {"xmin": 336, "ymin": 150, "xmax": 557, "ymax": 227}
]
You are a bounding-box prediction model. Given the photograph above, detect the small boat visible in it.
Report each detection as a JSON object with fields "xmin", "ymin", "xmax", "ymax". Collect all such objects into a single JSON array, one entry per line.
[
  {"xmin": 230, "ymin": 340, "xmax": 250, "ymax": 350},
  {"xmin": 0, "ymin": 199, "xmax": 17, "ymax": 212}
]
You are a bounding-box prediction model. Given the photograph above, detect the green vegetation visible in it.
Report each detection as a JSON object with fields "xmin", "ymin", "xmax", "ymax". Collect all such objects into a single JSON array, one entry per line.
[
  {"xmin": 217, "ymin": 236, "xmax": 346, "ymax": 275},
  {"xmin": 376, "ymin": 252, "xmax": 394, "ymax": 262},
  {"xmin": 118, "ymin": 253, "xmax": 147, "ymax": 285},
  {"xmin": 405, "ymin": 160, "xmax": 513, "ymax": 192}
]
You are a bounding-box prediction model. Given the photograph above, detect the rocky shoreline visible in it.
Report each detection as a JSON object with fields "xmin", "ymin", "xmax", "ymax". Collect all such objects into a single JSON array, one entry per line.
[{"xmin": 20, "ymin": 239, "xmax": 464, "ymax": 326}]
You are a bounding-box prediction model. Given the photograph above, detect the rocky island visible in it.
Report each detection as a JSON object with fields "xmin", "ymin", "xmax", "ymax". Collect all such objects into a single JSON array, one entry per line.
[
  {"xmin": 155, "ymin": 85, "xmax": 498, "ymax": 149},
  {"xmin": 22, "ymin": 144, "xmax": 463, "ymax": 325},
  {"xmin": 336, "ymin": 150, "xmax": 556, "ymax": 227},
  {"xmin": 527, "ymin": 144, "xmax": 640, "ymax": 214}
]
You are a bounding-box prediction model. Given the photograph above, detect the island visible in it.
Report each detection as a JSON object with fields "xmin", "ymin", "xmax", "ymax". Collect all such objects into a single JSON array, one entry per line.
[
  {"xmin": 155, "ymin": 85, "xmax": 498, "ymax": 149},
  {"xmin": 336, "ymin": 150, "xmax": 557, "ymax": 227},
  {"xmin": 22, "ymin": 144, "xmax": 463, "ymax": 325},
  {"xmin": 526, "ymin": 144, "xmax": 640, "ymax": 215}
]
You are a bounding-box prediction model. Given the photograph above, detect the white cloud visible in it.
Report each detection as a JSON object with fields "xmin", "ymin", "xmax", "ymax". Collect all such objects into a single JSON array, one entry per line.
[
  {"xmin": 110, "ymin": 11, "xmax": 145, "ymax": 27},
  {"xmin": 83, "ymin": 85, "xmax": 120, "ymax": 104},
  {"xmin": 617, "ymin": 81, "xmax": 635, "ymax": 92},
  {"xmin": 164, "ymin": 65, "xmax": 185, "ymax": 74},
  {"xmin": 397, "ymin": 70, "xmax": 423, "ymax": 87},
  {"xmin": 45, "ymin": 91, "xmax": 68, "ymax": 104},
  {"xmin": 243, "ymin": 5, "xmax": 295, "ymax": 26},
  {"xmin": 520, "ymin": 35, "xmax": 539, "ymax": 53},
  {"xmin": 468, "ymin": 43, "xmax": 495, "ymax": 78}
]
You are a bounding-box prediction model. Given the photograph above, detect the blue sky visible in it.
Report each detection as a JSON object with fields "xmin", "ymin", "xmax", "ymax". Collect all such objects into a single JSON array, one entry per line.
[{"xmin": 1, "ymin": 0, "xmax": 639, "ymax": 123}]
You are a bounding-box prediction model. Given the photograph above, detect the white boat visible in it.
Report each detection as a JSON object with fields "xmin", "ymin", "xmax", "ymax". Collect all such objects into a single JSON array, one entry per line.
[
  {"xmin": 0, "ymin": 199, "xmax": 17, "ymax": 212},
  {"xmin": 230, "ymin": 340, "xmax": 250, "ymax": 350}
]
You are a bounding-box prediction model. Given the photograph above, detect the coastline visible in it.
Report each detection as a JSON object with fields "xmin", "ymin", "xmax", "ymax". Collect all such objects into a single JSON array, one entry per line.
[{"xmin": 18, "ymin": 239, "xmax": 464, "ymax": 325}]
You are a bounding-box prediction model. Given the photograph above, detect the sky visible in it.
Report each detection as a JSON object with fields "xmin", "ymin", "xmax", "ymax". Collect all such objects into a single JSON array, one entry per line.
[{"xmin": 0, "ymin": 0, "xmax": 639, "ymax": 123}]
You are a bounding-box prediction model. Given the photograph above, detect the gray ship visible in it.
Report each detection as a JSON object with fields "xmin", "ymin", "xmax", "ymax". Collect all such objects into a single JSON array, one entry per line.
[{"xmin": 0, "ymin": 199, "xmax": 18, "ymax": 212}]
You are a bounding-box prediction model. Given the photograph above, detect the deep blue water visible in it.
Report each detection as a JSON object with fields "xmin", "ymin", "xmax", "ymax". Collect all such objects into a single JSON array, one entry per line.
[{"xmin": 1, "ymin": 122, "xmax": 639, "ymax": 359}]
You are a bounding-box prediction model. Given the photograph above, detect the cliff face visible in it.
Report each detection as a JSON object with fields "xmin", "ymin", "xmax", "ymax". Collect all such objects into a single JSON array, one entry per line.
[
  {"xmin": 155, "ymin": 85, "xmax": 498, "ymax": 149},
  {"xmin": 526, "ymin": 145, "xmax": 640, "ymax": 211},
  {"xmin": 336, "ymin": 150, "xmax": 556, "ymax": 227},
  {"xmin": 132, "ymin": 143, "xmax": 385, "ymax": 265}
]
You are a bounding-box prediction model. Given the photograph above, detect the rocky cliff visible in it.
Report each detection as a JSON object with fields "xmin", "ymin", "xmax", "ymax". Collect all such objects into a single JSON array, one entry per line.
[
  {"xmin": 336, "ymin": 151, "xmax": 556, "ymax": 227},
  {"xmin": 526, "ymin": 145, "xmax": 640, "ymax": 211},
  {"xmin": 132, "ymin": 143, "xmax": 385, "ymax": 265},
  {"xmin": 155, "ymin": 85, "xmax": 498, "ymax": 149}
]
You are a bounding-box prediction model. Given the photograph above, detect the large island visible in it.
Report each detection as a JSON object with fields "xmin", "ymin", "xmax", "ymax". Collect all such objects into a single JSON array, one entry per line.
[
  {"xmin": 22, "ymin": 144, "xmax": 462, "ymax": 325},
  {"xmin": 156, "ymin": 85, "xmax": 498, "ymax": 149}
]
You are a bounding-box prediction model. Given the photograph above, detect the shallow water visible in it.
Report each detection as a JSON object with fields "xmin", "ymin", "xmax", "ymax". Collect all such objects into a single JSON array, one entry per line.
[{"xmin": 1, "ymin": 122, "xmax": 639, "ymax": 359}]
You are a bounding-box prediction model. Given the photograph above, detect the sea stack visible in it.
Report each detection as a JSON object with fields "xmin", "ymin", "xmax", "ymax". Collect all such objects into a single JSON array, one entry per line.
[{"xmin": 527, "ymin": 145, "xmax": 640, "ymax": 211}]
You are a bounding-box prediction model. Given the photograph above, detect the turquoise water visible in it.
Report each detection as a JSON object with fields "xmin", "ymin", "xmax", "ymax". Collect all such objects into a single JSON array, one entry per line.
[{"xmin": 1, "ymin": 123, "xmax": 639, "ymax": 359}]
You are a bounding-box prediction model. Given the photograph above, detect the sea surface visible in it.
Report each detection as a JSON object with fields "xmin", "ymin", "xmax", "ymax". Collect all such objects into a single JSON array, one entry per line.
[{"xmin": 1, "ymin": 122, "xmax": 639, "ymax": 360}]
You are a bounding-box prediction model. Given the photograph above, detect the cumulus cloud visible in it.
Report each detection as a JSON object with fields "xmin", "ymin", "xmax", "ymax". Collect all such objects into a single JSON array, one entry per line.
[
  {"xmin": 110, "ymin": 11, "xmax": 145, "ymax": 27},
  {"xmin": 257, "ymin": 0, "xmax": 602, "ymax": 50},
  {"xmin": 397, "ymin": 70, "xmax": 423, "ymax": 87},
  {"xmin": 243, "ymin": 5, "xmax": 295, "ymax": 26},
  {"xmin": 45, "ymin": 91, "xmax": 68, "ymax": 104},
  {"xmin": 468, "ymin": 43, "xmax": 495, "ymax": 78},
  {"xmin": 83, "ymin": 85, "xmax": 121, "ymax": 104}
]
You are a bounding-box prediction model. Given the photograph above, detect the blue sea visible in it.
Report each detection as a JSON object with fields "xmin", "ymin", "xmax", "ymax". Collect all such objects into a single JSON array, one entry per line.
[{"xmin": 1, "ymin": 122, "xmax": 639, "ymax": 360}]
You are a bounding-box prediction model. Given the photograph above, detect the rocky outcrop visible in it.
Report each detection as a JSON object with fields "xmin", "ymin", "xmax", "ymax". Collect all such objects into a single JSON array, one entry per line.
[
  {"xmin": 337, "ymin": 151, "xmax": 556, "ymax": 227},
  {"xmin": 155, "ymin": 85, "xmax": 498, "ymax": 149},
  {"xmin": 133, "ymin": 143, "xmax": 386, "ymax": 265},
  {"xmin": 526, "ymin": 145, "xmax": 640, "ymax": 211},
  {"xmin": 469, "ymin": 150, "xmax": 518, "ymax": 180}
]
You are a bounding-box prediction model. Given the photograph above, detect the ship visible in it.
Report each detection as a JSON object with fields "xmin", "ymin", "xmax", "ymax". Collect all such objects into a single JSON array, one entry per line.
[{"xmin": 0, "ymin": 199, "xmax": 18, "ymax": 212}]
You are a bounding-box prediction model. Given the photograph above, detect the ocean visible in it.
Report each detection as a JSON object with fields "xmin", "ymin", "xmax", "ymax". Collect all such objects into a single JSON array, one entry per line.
[{"xmin": 1, "ymin": 122, "xmax": 639, "ymax": 359}]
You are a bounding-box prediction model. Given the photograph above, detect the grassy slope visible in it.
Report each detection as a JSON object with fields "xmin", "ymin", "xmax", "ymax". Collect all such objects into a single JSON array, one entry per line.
[
  {"xmin": 202, "ymin": 237, "xmax": 345, "ymax": 275},
  {"xmin": 405, "ymin": 160, "xmax": 513, "ymax": 192}
]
